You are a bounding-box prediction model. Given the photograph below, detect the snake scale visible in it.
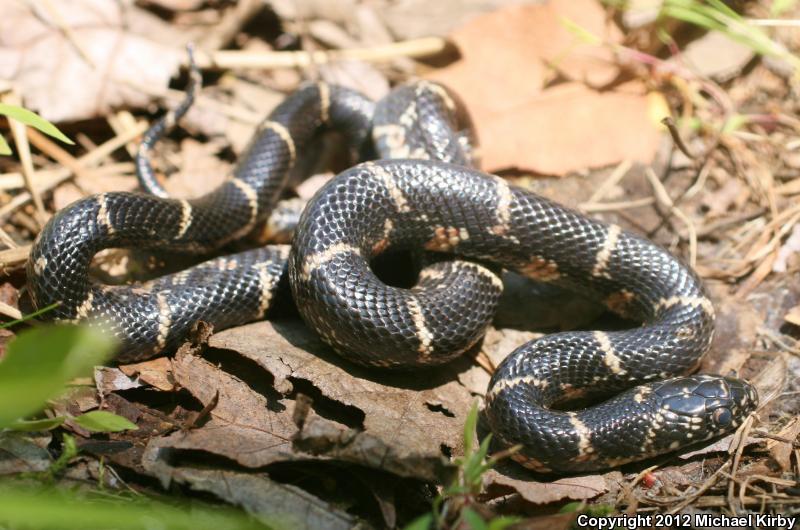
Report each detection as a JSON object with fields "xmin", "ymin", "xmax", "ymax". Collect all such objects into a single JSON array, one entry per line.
[{"xmin": 26, "ymin": 59, "xmax": 758, "ymax": 473}]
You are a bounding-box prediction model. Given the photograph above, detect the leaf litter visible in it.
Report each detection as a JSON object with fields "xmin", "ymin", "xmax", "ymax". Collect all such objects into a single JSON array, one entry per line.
[{"xmin": 1, "ymin": 0, "xmax": 800, "ymax": 525}]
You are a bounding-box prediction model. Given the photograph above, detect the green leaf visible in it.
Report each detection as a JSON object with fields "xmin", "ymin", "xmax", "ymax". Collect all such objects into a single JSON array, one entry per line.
[
  {"xmin": 8, "ymin": 417, "xmax": 66, "ymax": 431},
  {"xmin": 0, "ymin": 103, "xmax": 74, "ymax": 146},
  {"xmin": 487, "ymin": 516, "xmax": 522, "ymax": 530},
  {"xmin": 463, "ymin": 401, "xmax": 479, "ymax": 455},
  {"xmin": 0, "ymin": 482, "xmax": 270, "ymax": 530},
  {"xmin": 0, "ymin": 325, "xmax": 116, "ymax": 428},
  {"xmin": 559, "ymin": 501, "xmax": 584, "ymax": 513},
  {"xmin": 461, "ymin": 508, "xmax": 488, "ymax": 530},
  {"xmin": 0, "ymin": 135, "xmax": 10, "ymax": 155},
  {"xmin": 464, "ymin": 435, "xmax": 493, "ymax": 487},
  {"xmin": 72, "ymin": 411, "xmax": 137, "ymax": 433},
  {"xmin": 403, "ymin": 513, "xmax": 434, "ymax": 530}
]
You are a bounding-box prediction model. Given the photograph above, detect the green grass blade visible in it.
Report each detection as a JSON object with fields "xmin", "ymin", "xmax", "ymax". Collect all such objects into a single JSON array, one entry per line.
[
  {"xmin": 0, "ymin": 483, "xmax": 270, "ymax": 530},
  {"xmin": 0, "ymin": 302, "xmax": 60, "ymax": 329},
  {"xmin": 0, "ymin": 103, "xmax": 74, "ymax": 145},
  {"xmin": 463, "ymin": 401, "xmax": 479, "ymax": 455},
  {"xmin": 560, "ymin": 17, "xmax": 602, "ymax": 45}
]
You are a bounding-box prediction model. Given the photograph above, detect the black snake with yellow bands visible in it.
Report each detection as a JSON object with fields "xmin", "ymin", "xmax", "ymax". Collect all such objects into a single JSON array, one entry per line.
[{"xmin": 27, "ymin": 65, "xmax": 757, "ymax": 472}]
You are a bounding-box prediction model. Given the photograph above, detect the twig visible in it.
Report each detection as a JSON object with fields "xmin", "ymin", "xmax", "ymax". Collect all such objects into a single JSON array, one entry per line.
[
  {"xmin": 645, "ymin": 167, "xmax": 697, "ymax": 267},
  {"xmin": 199, "ymin": 0, "xmax": 263, "ymax": 51},
  {"xmin": 193, "ymin": 36, "xmax": 449, "ymax": 69},
  {"xmin": 0, "ymin": 122, "xmax": 147, "ymax": 222},
  {"xmin": 757, "ymin": 327, "xmax": 800, "ymax": 356},
  {"xmin": 38, "ymin": 0, "xmax": 96, "ymax": 67},
  {"xmin": 727, "ymin": 415, "xmax": 755, "ymax": 515},
  {"xmin": 751, "ymin": 430, "xmax": 800, "ymax": 448},
  {"xmin": 661, "ymin": 117, "xmax": 695, "ymax": 160},
  {"xmin": 0, "ymin": 163, "xmax": 134, "ymax": 192},
  {"xmin": 26, "ymin": 128, "xmax": 88, "ymax": 180},
  {"xmin": 0, "ymin": 300, "xmax": 22, "ymax": 320},
  {"xmin": 665, "ymin": 461, "xmax": 731, "ymax": 514},
  {"xmin": 4, "ymin": 92, "xmax": 47, "ymax": 226},
  {"xmin": 579, "ymin": 197, "xmax": 655, "ymax": 213},
  {"xmin": 0, "ymin": 225, "xmax": 18, "ymax": 249},
  {"xmin": 747, "ymin": 18, "xmax": 800, "ymax": 27},
  {"xmin": 583, "ymin": 159, "xmax": 633, "ymax": 205},
  {"xmin": 0, "ymin": 245, "xmax": 31, "ymax": 271}
]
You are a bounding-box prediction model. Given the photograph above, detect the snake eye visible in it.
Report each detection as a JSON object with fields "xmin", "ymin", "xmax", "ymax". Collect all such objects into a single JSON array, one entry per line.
[{"xmin": 712, "ymin": 407, "xmax": 732, "ymax": 426}]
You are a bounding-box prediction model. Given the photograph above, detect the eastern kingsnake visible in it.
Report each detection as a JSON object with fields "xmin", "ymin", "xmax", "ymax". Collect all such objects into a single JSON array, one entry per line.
[{"xmin": 26, "ymin": 58, "xmax": 758, "ymax": 473}]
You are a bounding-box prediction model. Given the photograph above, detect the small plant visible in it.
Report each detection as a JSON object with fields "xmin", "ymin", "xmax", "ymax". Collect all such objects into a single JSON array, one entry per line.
[
  {"xmin": 405, "ymin": 403, "xmax": 520, "ymax": 530},
  {"xmin": 660, "ymin": 0, "xmax": 800, "ymax": 72}
]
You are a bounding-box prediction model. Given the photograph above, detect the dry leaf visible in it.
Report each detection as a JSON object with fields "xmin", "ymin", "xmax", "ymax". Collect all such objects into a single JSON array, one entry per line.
[
  {"xmin": 377, "ymin": 0, "xmax": 539, "ymax": 40},
  {"xmin": 119, "ymin": 357, "xmax": 175, "ymax": 391},
  {"xmin": 319, "ymin": 60, "xmax": 390, "ymax": 101},
  {"xmin": 0, "ymin": 432, "xmax": 52, "ymax": 475},
  {"xmin": 152, "ymin": 348, "xmax": 301, "ymax": 468},
  {"xmin": 0, "ymin": 0, "xmax": 185, "ymax": 121},
  {"xmin": 427, "ymin": 1, "xmax": 663, "ymax": 174},
  {"xmin": 767, "ymin": 417, "xmax": 800, "ymax": 470},
  {"xmin": 94, "ymin": 367, "xmax": 142, "ymax": 394},
  {"xmin": 208, "ymin": 320, "xmax": 474, "ymax": 476},
  {"xmin": 677, "ymin": 31, "xmax": 756, "ymax": 82},
  {"xmin": 161, "ymin": 139, "xmax": 231, "ymax": 198},
  {"xmin": 463, "ymin": 82, "xmax": 662, "ymax": 174},
  {"xmin": 138, "ymin": 461, "xmax": 358, "ymax": 530},
  {"xmin": 483, "ymin": 464, "xmax": 608, "ymax": 504}
]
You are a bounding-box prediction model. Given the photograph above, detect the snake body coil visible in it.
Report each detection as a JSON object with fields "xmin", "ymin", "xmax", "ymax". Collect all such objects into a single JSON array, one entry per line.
[
  {"xmin": 27, "ymin": 72, "xmax": 757, "ymax": 472},
  {"xmin": 28, "ymin": 81, "xmax": 374, "ymax": 361}
]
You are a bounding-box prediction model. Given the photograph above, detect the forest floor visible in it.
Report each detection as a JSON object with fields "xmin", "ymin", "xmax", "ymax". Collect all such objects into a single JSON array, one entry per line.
[{"xmin": 1, "ymin": 1, "xmax": 800, "ymax": 529}]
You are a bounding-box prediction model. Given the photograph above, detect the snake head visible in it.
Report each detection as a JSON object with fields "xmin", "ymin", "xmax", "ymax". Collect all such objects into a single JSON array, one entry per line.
[{"xmin": 654, "ymin": 375, "xmax": 759, "ymax": 445}]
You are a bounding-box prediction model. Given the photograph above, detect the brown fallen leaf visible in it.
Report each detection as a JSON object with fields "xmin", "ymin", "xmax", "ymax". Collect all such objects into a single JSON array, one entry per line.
[
  {"xmin": 94, "ymin": 367, "xmax": 142, "ymax": 394},
  {"xmin": 138, "ymin": 460, "xmax": 359, "ymax": 530},
  {"xmin": 468, "ymin": 82, "xmax": 663, "ymax": 174},
  {"xmin": 75, "ymin": 393, "xmax": 179, "ymax": 474},
  {"xmin": 118, "ymin": 357, "xmax": 175, "ymax": 391},
  {"xmin": 483, "ymin": 463, "xmax": 608, "ymax": 504},
  {"xmin": 676, "ymin": 30, "xmax": 756, "ymax": 82},
  {"xmin": 294, "ymin": 411, "xmax": 454, "ymax": 483},
  {"xmin": 427, "ymin": 1, "xmax": 664, "ymax": 175},
  {"xmin": 150, "ymin": 347, "xmax": 301, "ymax": 468},
  {"xmin": 160, "ymin": 138, "xmax": 231, "ymax": 199},
  {"xmin": 766, "ymin": 417, "xmax": 800, "ymax": 471},
  {"xmin": 0, "ymin": 0, "xmax": 185, "ymax": 121},
  {"xmin": 677, "ymin": 434, "xmax": 761, "ymax": 460},
  {"xmin": 377, "ymin": 0, "xmax": 541, "ymax": 40},
  {"xmin": 209, "ymin": 320, "xmax": 475, "ymax": 462},
  {"xmin": 319, "ymin": 60, "xmax": 390, "ymax": 102}
]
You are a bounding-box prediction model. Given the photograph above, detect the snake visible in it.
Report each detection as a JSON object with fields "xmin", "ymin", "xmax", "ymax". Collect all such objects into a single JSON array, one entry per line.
[{"xmin": 26, "ymin": 61, "xmax": 758, "ymax": 472}]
